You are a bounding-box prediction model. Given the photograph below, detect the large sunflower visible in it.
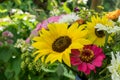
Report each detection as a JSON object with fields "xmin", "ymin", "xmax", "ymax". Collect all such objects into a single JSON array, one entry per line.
[
  {"xmin": 32, "ymin": 23, "xmax": 90, "ymax": 66},
  {"xmin": 85, "ymin": 16, "xmax": 113, "ymax": 46}
]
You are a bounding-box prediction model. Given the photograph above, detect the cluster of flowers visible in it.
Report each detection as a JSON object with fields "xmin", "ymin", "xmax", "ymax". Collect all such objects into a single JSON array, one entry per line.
[
  {"xmin": 30, "ymin": 9, "xmax": 120, "ymax": 80},
  {"xmin": 0, "ymin": 30, "xmax": 14, "ymax": 46},
  {"xmin": 9, "ymin": 9, "xmax": 36, "ymax": 22}
]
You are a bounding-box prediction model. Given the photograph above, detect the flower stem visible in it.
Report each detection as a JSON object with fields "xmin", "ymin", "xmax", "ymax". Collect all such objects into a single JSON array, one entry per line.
[
  {"xmin": 104, "ymin": 32, "xmax": 109, "ymax": 48},
  {"xmin": 63, "ymin": 62, "xmax": 78, "ymax": 74},
  {"xmin": 63, "ymin": 63, "xmax": 88, "ymax": 80}
]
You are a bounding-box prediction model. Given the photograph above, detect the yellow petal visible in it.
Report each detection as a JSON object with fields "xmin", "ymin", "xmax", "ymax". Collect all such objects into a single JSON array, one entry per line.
[
  {"xmin": 78, "ymin": 38, "xmax": 91, "ymax": 45},
  {"xmin": 41, "ymin": 56, "xmax": 45, "ymax": 62},
  {"xmin": 33, "ymin": 37, "xmax": 42, "ymax": 41},
  {"xmin": 62, "ymin": 53, "xmax": 71, "ymax": 67},
  {"xmin": 34, "ymin": 52, "xmax": 49, "ymax": 62},
  {"xmin": 32, "ymin": 50, "xmax": 40, "ymax": 56},
  {"xmin": 45, "ymin": 53, "xmax": 57, "ymax": 63},
  {"xmin": 68, "ymin": 22, "xmax": 78, "ymax": 32},
  {"xmin": 71, "ymin": 42, "xmax": 83, "ymax": 49}
]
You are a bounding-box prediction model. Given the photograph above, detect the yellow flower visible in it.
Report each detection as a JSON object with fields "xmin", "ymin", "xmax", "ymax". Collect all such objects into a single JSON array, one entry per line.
[
  {"xmin": 32, "ymin": 23, "xmax": 90, "ymax": 67},
  {"xmin": 84, "ymin": 16, "xmax": 113, "ymax": 46}
]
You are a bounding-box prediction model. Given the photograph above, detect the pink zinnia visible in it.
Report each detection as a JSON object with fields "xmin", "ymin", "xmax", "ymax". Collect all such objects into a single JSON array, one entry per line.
[{"xmin": 70, "ymin": 45, "xmax": 105, "ymax": 75}]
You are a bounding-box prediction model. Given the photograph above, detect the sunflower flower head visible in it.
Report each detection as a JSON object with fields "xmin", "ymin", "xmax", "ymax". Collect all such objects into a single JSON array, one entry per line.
[
  {"xmin": 32, "ymin": 23, "xmax": 91, "ymax": 67},
  {"xmin": 85, "ymin": 15, "xmax": 114, "ymax": 46}
]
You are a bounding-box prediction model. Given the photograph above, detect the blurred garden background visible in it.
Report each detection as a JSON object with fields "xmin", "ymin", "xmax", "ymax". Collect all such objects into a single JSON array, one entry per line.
[{"xmin": 0, "ymin": 0, "xmax": 120, "ymax": 80}]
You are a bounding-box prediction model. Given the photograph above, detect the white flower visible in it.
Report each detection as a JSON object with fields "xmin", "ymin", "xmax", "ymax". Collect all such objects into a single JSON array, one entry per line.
[
  {"xmin": 58, "ymin": 13, "xmax": 80, "ymax": 24},
  {"xmin": 23, "ymin": 12, "xmax": 36, "ymax": 22},
  {"xmin": 108, "ymin": 52, "xmax": 120, "ymax": 80},
  {"xmin": 82, "ymin": 0, "xmax": 88, "ymax": 4},
  {"xmin": 77, "ymin": 0, "xmax": 88, "ymax": 4},
  {"xmin": 11, "ymin": 9, "xmax": 17, "ymax": 13},
  {"xmin": 12, "ymin": 56, "xmax": 16, "ymax": 59},
  {"xmin": 50, "ymin": 9, "xmax": 60, "ymax": 16},
  {"xmin": 23, "ymin": 16, "xmax": 27, "ymax": 20},
  {"xmin": 11, "ymin": 9, "xmax": 23, "ymax": 14},
  {"xmin": 117, "ymin": 16, "xmax": 120, "ymax": 22},
  {"xmin": 95, "ymin": 23, "xmax": 120, "ymax": 33},
  {"xmin": 0, "ymin": 26, "xmax": 4, "ymax": 31}
]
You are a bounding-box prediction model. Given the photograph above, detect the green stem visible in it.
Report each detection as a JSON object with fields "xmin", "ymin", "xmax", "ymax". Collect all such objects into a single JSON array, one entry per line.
[
  {"xmin": 63, "ymin": 63, "xmax": 88, "ymax": 80},
  {"xmin": 104, "ymin": 32, "xmax": 109, "ymax": 48},
  {"xmin": 63, "ymin": 62, "xmax": 78, "ymax": 74},
  {"xmin": 99, "ymin": 67, "xmax": 107, "ymax": 75},
  {"xmin": 98, "ymin": 74, "xmax": 111, "ymax": 80}
]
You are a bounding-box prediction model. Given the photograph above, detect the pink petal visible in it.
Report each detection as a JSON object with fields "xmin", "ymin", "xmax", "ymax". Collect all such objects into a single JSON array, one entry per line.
[
  {"xmin": 87, "ymin": 63, "xmax": 95, "ymax": 70},
  {"xmin": 92, "ymin": 59, "xmax": 102, "ymax": 67},
  {"xmin": 71, "ymin": 61, "xmax": 81, "ymax": 66},
  {"xmin": 78, "ymin": 63, "xmax": 87, "ymax": 72},
  {"xmin": 85, "ymin": 68, "xmax": 91, "ymax": 75},
  {"xmin": 70, "ymin": 57, "xmax": 81, "ymax": 66},
  {"xmin": 92, "ymin": 56, "xmax": 103, "ymax": 67}
]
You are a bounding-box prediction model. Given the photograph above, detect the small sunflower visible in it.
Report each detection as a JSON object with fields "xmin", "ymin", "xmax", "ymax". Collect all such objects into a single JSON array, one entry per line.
[
  {"xmin": 85, "ymin": 16, "xmax": 113, "ymax": 46},
  {"xmin": 32, "ymin": 23, "xmax": 90, "ymax": 66}
]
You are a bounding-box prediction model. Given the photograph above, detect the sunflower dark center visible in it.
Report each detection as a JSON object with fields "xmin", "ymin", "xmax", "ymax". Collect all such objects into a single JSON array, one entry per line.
[
  {"xmin": 52, "ymin": 36, "xmax": 71, "ymax": 53},
  {"xmin": 79, "ymin": 49, "xmax": 94, "ymax": 63},
  {"xmin": 95, "ymin": 29, "xmax": 105, "ymax": 38}
]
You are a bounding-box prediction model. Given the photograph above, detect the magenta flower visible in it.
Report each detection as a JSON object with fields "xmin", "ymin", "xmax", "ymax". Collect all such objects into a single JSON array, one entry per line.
[{"xmin": 70, "ymin": 45, "xmax": 105, "ymax": 75}]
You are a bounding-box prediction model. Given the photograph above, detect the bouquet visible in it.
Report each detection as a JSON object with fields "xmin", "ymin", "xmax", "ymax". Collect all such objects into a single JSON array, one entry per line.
[{"xmin": 27, "ymin": 9, "xmax": 120, "ymax": 80}]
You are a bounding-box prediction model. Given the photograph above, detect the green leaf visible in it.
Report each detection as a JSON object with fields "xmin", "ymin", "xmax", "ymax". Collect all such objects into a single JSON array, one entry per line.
[
  {"xmin": 12, "ymin": 57, "xmax": 21, "ymax": 80},
  {"xmin": 56, "ymin": 64, "xmax": 64, "ymax": 77},
  {"xmin": 4, "ymin": 64, "xmax": 14, "ymax": 80},
  {"xmin": 14, "ymin": 0, "xmax": 21, "ymax": 5},
  {"xmin": 47, "ymin": 0, "xmax": 53, "ymax": 10},
  {"xmin": 0, "ymin": 5, "xmax": 7, "ymax": 13},
  {"xmin": 4, "ymin": 56, "xmax": 21, "ymax": 80},
  {"xmin": 0, "ymin": 45, "xmax": 13, "ymax": 62},
  {"xmin": 41, "ymin": 65, "xmax": 56, "ymax": 73},
  {"xmin": 62, "ymin": 64, "xmax": 75, "ymax": 79},
  {"xmin": 63, "ymin": 2, "xmax": 71, "ymax": 13}
]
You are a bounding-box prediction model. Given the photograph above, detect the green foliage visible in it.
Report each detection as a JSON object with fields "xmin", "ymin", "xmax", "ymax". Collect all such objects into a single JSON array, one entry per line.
[{"xmin": 0, "ymin": 0, "xmax": 120, "ymax": 80}]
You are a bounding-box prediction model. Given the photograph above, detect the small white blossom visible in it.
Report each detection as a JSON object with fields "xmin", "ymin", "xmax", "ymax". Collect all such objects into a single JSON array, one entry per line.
[
  {"xmin": 58, "ymin": 13, "xmax": 80, "ymax": 24},
  {"xmin": 12, "ymin": 56, "xmax": 16, "ymax": 59},
  {"xmin": 11, "ymin": 9, "xmax": 23, "ymax": 14},
  {"xmin": 117, "ymin": 16, "xmax": 120, "ymax": 22},
  {"xmin": 95, "ymin": 23, "xmax": 120, "ymax": 33},
  {"xmin": 50, "ymin": 8, "xmax": 60, "ymax": 16},
  {"xmin": 29, "ymin": 18, "xmax": 36, "ymax": 22},
  {"xmin": 108, "ymin": 52, "xmax": 120, "ymax": 80},
  {"xmin": 23, "ymin": 16, "xmax": 28, "ymax": 20},
  {"xmin": 77, "ymin": 0, "xmax": 88, "ymax": 4},
  {"xmin": 11, "ymin": 9, "xmax": 17, "ymax": 13},
  {"xmin": 0, "ymin": 26, "xmax": 4, "ymax": 31},
  {"xmin": 82, "ymin": 0, "xmax": 88, "ymax": 4}
]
